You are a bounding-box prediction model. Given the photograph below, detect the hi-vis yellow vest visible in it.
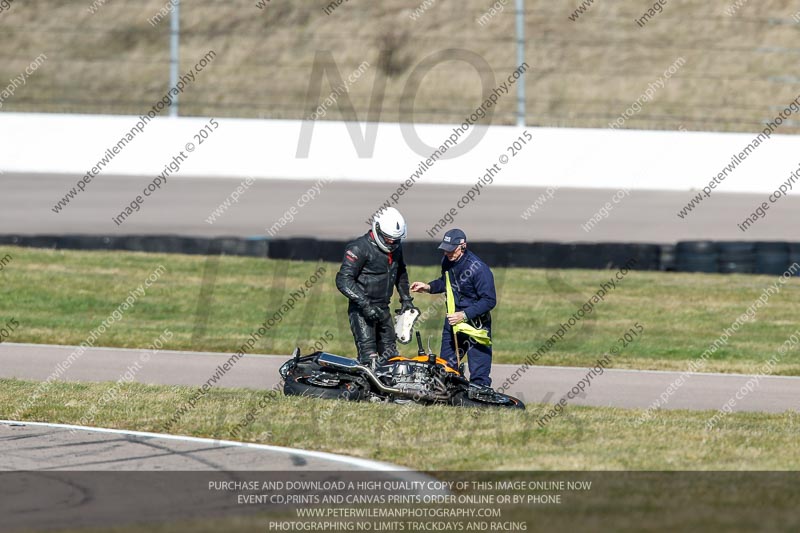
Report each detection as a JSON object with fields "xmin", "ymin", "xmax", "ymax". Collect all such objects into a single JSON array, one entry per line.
[{"xmin": 445, "ymin": 271, "xmax": 492, "ymax": 346}]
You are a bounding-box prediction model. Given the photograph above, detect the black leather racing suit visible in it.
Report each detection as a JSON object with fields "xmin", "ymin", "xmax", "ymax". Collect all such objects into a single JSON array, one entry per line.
[{"xmin": 335, "ymin": 231, "xmax": 413, "ymax": 363}]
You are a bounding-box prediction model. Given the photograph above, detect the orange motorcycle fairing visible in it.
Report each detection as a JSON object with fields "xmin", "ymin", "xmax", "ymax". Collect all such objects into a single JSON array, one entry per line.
[{"xmin": 387, "ymin": 355, "xmax": 461, "ymax": 375}]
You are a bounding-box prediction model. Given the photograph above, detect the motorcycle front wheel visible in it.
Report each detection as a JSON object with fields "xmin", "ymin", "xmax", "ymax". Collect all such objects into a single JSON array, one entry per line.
[{"xmin": 450, "ymin": 390, "xmax": 525, "ymax": 410}]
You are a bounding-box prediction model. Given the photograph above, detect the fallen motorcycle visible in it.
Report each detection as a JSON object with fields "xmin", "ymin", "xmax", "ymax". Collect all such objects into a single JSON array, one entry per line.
[{"xmin": 280, "ymin": 332, "xmax": 524, "ymax": 409}]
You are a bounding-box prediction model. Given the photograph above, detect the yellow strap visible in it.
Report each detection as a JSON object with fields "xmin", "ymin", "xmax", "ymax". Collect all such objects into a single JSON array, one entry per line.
[
  {"xmin": 446, "ymin": 271, "xmax": 492, "ymax": 346},
  {"xmin": 445, "ymin": 270, "xmax": 456, "ymax": 314}
]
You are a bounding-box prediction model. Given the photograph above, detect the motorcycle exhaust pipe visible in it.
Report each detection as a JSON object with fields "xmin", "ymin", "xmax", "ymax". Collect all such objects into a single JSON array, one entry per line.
[
  {"xmin": 356, "ymin": 366, "xmax": 449, "ymax": 402},
  {"xmin": 358, "ymin": 365, "xmax": 404, "ymax": 394},
  {"xmin": 318, "ymin": 353, "xmax": 405, "ymax": 394},
  {"xmin": 317, "ymin": 353, "xmax": 448, "ymax": 401}
]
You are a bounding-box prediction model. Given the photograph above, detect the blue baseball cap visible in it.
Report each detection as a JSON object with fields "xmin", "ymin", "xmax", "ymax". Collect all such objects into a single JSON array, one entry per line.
[{"xmin": 438, "ymin": 228, "xmax": 467, "ymax": 252}]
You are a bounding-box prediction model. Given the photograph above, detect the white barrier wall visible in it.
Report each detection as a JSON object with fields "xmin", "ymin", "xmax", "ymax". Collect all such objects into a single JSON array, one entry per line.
[{"xmin": 1, "ymin": 112, "xmax": 798, "ymax": 194}]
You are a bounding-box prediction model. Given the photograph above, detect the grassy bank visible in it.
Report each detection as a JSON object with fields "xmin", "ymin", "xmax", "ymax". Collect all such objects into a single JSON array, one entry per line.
[{"xmin": 1, "ymin": 1, "xmax": 798, "ymax": 132}]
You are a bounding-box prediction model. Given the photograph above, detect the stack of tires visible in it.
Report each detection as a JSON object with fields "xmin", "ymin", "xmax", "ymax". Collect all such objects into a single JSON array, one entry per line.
[
  {"xmin": 791, "ymin": 244, "xmax": 800, "ymax": 272},
  {"xmin": 755, "ymin": 242, "xmax": 793, "ymax": 275},
  {"xmin": 675, "ymin": 241, "xmax": 718, "ymax": 273},
  {"xmin": 717, "ymin": 242, "xmax": 755, "ymax": 274},
  {"xmin": 659, "ymin": 244, "xmax": 676, "ymax": 271},
  {"xmin": 676, "ymin": 241, "xmax": 800, "ymax": 275}
]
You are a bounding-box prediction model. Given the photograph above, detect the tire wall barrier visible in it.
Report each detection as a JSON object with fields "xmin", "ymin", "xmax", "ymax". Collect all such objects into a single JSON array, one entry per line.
[
  {"xmin": 1, "ymin": 235, "xmax": 799, "ymax": 275},
  {"xmin": 675, "ymin": 241, "xmax": 800, "ymax": 275}
]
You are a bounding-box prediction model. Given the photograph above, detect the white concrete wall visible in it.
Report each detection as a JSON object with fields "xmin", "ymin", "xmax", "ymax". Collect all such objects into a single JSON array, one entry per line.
[{"xmin": 1, "ymin": 112, "xmax": 798, "ymax": 194}]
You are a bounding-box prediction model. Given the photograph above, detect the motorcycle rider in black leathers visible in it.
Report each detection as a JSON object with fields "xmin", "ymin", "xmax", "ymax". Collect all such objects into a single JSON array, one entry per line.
[{"xmin": 336, "ymin": 207, "xmax": 415, "ymax": 365}]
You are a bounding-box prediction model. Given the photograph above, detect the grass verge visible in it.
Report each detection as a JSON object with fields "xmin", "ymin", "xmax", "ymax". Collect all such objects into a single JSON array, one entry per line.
[
  {"xmin": 1, "ymin": 246, "xmax": 800, "ymax": 374},
  {"xmin": 4, "ymin": 378, "xmax": 800, "ymax": 471}
]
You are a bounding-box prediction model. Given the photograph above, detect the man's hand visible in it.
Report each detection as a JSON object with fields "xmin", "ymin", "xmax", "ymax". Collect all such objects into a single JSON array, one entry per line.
[
  {"xmin": 400, "ymin": 299, "xmax": 416, "ymax": 313},
  {"xmin": 447, "ymin": 311, "xmax": 467, "ymax": 325},
  {"xmin": 363, "ymin": 305, "xmax": 389, "ymax": 322},
  {"xmin": 410, "ymin": 281, "xmax": 430, "ymax": 293}
]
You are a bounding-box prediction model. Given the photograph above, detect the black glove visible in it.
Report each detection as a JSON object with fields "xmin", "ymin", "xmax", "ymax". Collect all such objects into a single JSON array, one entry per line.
[
  {"xmin": 363, "ymin": 305, "xmax": 389, "ymax": 322},
  {"xmin": 399, "ymin": 299, "xmax": 416, "ymax": 314}
]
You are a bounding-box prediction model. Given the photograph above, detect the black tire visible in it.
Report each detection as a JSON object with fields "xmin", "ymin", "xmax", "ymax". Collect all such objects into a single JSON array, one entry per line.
[
  {"xmin": 400, "ymin": 241, "xmax": 441, "ymax": 266},
  {"xmin": 676, "ymin": 241, "xmax": 717, "ymax": 255},
  {"xmin": 283, "ymin": 374, "xmax": 363, "ymax": 401},
  {"xmin": 676, "ymin": 241, "xmax": 718, "ymax": 273},
  {"xmin": 755, "ymin": 252, "xmax": 792, "ymax": 275},
  {"xmin": 718, "ymin": 252, "xmax": 754, "ymax": 263},
  {"xmin": 506, "ymin": 242, "xmax": 550, "ymax": 269},
  {"xmin": 719, "ymin": 261, "xmax": 754, "ymax": 274},
  {"xmin": 716, "ymin": 242, "xmax": 755, "ymax": 256},
  {"xmin": 659, "ymin": 244, "xmax": 676, "ymax": 271},
  {"xmin": 755, "ymin": 242, "xmax": 789, "ymax": 254},
  {"xmin": 676, "ymin": 257, "xmax": 718, "ymax": 273},
  {"xmin": 450, "ymin": 390, "xmax": 525, "ymax": 410},
  {"xmin": 470, "ymin": 242, "xmax": 510, "ymax": 267}
]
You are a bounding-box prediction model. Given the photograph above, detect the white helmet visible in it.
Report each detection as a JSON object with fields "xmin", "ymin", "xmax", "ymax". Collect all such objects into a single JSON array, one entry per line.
[{"xmin": 371, "ymin": 207, "xmax": 407, "ymax": 253}]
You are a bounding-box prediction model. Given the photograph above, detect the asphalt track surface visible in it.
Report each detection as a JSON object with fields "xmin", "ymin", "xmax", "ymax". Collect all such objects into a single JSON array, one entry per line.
[
  {"xmin": 2, "ymin": 343, "xmax": 798, "ymax": 529},
  {"xmin": 2, "ymin": 342, "xmax": 799, "ymax": 414},
  {"xmin": 0, "ymin": 420, "xmax": 404, "ymax": 472},
  {"xmin": 0, "ymin": 421, "xmax": 440, "ymax": 532},
  {"xmin": 4, "ymin": 173, "xmax": 800, "ymax": 242}
]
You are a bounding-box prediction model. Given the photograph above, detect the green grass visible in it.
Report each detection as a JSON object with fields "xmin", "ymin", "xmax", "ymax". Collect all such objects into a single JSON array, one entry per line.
[
  {"xmin": 1, "ymin": 245, "xmax": 800, "ymax": 375},
  {"xmin": 6, "ymin": 379, "xmax": 800, "ymax": 470},
  {"xmin": 1, "ymin": 0, "xmax": 799, "ymax": 132},
  {"xmin": 4, "ymin": 377, "xmax": 800, "ymax": 470},
  {"xmin": 8, "ymin": 374, "xmax": 800, "ymax": 528}
]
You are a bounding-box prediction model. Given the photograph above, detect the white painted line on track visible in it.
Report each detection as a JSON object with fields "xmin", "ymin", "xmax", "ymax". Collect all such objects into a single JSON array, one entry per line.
[{"xmin": 0, "ymin": 419, "xmax": 408, "ymax": 472}]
